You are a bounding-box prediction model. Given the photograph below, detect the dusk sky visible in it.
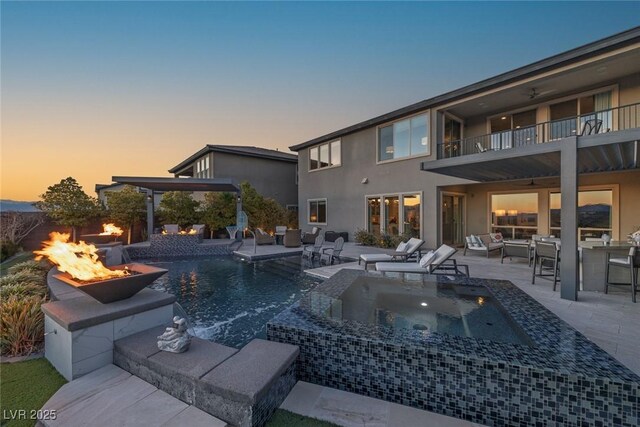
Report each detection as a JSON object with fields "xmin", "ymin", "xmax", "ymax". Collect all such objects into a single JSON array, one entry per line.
[{"xmin": 2, "ymin": 1, "xmax": 639, "ymax": 201}]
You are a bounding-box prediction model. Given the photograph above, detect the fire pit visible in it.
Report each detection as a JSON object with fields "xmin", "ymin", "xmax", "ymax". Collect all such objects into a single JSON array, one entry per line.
[
  {"xmin": 81, "ymin": 223, "xmax": 124, "ymax": 244},
  {"xmin": 54, "ymin": 263, "xmax": 167, "ymax": 304}
]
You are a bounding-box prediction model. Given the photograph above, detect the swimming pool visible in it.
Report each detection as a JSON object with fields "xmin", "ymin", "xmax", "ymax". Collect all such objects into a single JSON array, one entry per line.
[{"xmin": 147, "ymin": 255, "xmax": 320, "ymax": 348}]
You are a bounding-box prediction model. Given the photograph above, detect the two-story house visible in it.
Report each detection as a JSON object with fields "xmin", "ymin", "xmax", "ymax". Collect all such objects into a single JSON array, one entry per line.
[
  {"xmin": 168, "ymin": 145, "xmax": 298, "ymax": 209},
  {"xmin": 291, "ymin": 27, "xmax": 640, "ymax": 300}
]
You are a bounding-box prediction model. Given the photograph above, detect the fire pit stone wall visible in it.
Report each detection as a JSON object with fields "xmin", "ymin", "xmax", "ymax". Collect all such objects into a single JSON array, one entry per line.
[{"xmin": 126, "ymin": 233, "xmax": 234, "ymax": 259}]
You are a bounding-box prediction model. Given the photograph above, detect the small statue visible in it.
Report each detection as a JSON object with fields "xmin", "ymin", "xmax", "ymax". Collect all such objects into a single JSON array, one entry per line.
[{"xmin": 157, "ymin": 316, "xmax": 191, "ymax": 353}]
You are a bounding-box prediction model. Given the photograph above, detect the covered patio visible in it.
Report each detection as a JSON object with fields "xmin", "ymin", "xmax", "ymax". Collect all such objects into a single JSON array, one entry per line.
[
  {"xmin": 422, "ymin": 129, "xmax": 640, "ymax": 301},
  {"xmin": 111, "ymin": 176, "xmax": 243, "ymax": 240}
]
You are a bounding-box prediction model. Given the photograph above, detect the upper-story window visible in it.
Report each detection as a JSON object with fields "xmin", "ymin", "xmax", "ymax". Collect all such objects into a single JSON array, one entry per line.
[
  {"xmin": 309, "ymin": 140, "xmax": 341, "ymax": 171},
  {"xmin": 195, "ymin": 156, "xmax": 210, "ymax": 178},
  {"xmin": 378, "ymin": 113, "xmax": 429, "ymax": 162}
]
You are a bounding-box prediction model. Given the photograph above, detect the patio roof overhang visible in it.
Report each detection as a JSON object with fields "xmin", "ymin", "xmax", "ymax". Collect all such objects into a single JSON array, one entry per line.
[
  {"xmin": 111, "ymin": 176, "xmax": 240, "ymax": 193},
  {"xmin": 420, "ymin": 129, "xmax": 640, "ymax": 182}
]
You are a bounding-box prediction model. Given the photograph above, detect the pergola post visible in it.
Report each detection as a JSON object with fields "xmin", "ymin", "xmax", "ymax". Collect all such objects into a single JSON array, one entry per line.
[
  {"xmin": 560, "ymin": 137, "xmax": 579, "ymax": 301},
  {"xmin": 146, "ymin": 189, "xmax": 154, "ymax": 240},
  {"xmin": 236, "ymin": 192, "xmax": 243, "ymax": 242}
]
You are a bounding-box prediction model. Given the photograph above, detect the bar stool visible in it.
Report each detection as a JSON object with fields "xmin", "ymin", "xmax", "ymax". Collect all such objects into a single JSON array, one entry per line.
[
  {"xmin": 532, "ymin": 241, "xmax": 561, "ymax": 291},
  {"xmin": 605, "ymin": 247, "xmax": 639, "ymax": 303}
]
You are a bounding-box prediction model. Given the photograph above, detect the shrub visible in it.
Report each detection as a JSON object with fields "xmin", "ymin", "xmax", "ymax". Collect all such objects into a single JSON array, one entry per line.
[
  {"xmin": 8, "ymin": 260, "xmax": 49, "ymax": 277},
  {"xmin": 0, "ymin": 295, "xmax": 45, "ymax": 356},
  {"xmin": 0, "ymin": 240, "xmax": 21, "ymax": 262},
  {"xmin": 354, "ymin": 229, "xmax": 378, "ymax": 246},
  {"xmin": 0, "ymin": 270, "xmax": 46, "ymax": 288},
  {"xmin": 1, "ymin": 283, "xmax": 47, "ymax": 299}
]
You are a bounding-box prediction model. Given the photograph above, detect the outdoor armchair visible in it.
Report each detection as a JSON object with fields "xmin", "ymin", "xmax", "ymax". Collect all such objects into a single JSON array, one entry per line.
[
  {"xmin": 303, "ymin": 235, "xmax": 325, "ymax": 259},
  {"xmin": 283, "ymin": 229, "xmax": 301, "ymax": 248},
  {"xmin": 375, "ymin": 244, "xmax": 468, "ymax": 276},
  {"xmin": 163, "ymin": 224, "xmax": 180, "ymax": 234},
  {"xmin": 255, "ymin": 228, "xmax": 276, "ymax": 245},
  {"xmin": 301, "ymin": 227, "xmax": 321, "ymax": 244},
  {"xmin": 358, "ymin": 238, "xmax": 424, "ymax": 269},
  {"xmin": 320, "ymin": 237, "xmax": 344, "ymax": 265},
  {"xmin": 190, "ymin": 224, "xmax": 206, "ymax": 234}
]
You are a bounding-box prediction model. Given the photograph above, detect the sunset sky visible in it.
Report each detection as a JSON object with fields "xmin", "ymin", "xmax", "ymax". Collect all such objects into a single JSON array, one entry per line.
[{"xmin": 2, "ymin": 1, "xmax": 639, "ymax": 201}]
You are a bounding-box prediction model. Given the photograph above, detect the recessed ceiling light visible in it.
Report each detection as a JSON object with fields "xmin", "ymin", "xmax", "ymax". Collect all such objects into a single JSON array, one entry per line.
[
  {"xmin": 420, "ymin": 302, "xmax": 428, "ymax": 307},
  {"xmin": 501, "ymin": 116, "xmax": 507, "ymax": 120}
]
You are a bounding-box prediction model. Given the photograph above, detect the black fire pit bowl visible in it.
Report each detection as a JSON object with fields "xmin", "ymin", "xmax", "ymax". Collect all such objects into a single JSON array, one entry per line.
[{"xmin": 54, "ymin": 263, "xmax": 168, "ymax": 304}]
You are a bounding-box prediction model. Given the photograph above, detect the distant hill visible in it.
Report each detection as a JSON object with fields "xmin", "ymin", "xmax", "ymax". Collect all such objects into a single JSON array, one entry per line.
[{"xmin": 0, "ymin": 200, "xmax": 40, "ymax": 212}]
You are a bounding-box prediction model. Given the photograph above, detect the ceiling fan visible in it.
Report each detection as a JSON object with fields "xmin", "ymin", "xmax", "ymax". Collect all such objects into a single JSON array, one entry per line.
[
  {"xmin": 527, "ymin": 87, "xmax": 556, "ymax": 99},
  {"xmin": 511, "ymin": 178, "xmax": 558, "ymax": 188}
]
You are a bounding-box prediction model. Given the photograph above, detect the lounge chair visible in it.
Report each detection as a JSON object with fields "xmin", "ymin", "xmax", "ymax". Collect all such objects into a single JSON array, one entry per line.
[
  {"xmin": 255, "ymin": 228, "xmax": 276, "ymax": 245},
  {"xmin": 190, "ymin": 224, "xmax": 205, "ymax": 234},
  {"xmin": 320, "ymin": 237, "xmax": 344, "ymax": 265},
  {"xmin": 301, "ymin": 227, "xmax": 321, "ymax": 245},
  {"xmin": 375, "ymin": 244, "xmax": 468, "ymax": 276},
  {"xmin": 283, "ymin": 229, "xmax": 301, "ymax": 247},
  {"xmin": 163, "ymin": 224, "xmax": 180, "ymax": 234},
  {"xmin": 463, "ymin": 234, "xmax": 503, "ymax": 258},
  {"xmin": 358, "ymin": 238, "xmax": 424, "ymax": 269},
  {"xmin": 303, "ymin": 235, "xmax": 325, "ymax": 259}
]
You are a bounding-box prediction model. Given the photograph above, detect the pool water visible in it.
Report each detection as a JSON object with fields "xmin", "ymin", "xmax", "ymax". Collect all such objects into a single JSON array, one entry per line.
[
  {"xmin": 322, "ymin": 276, "xmax": 531, "ymax": 345},
  {"xmin": 147, "ymin": 256, "xmax": 320, "ymax": 348}
]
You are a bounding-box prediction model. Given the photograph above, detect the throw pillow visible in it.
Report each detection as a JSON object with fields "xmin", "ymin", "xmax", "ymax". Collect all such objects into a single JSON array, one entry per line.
[{"xmin": 419, "ymin": 250, "xmax": 436, "ymax": 268}]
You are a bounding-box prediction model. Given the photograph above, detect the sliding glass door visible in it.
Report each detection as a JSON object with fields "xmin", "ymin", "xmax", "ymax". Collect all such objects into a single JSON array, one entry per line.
[
  {"xmin": 367, "ymin": 193, "xmax": 421, "ymax": 238},
  {"xmin": 441, "ymin": 194, "xmax": 465, "ymax": 246}
]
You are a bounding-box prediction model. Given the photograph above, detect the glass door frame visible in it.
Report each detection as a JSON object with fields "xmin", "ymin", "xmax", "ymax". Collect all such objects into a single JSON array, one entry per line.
[
  {"xmin": 365, "ymin": 191, "xmax": 423, "ymax": 239},
  {"xmin": 439, "ymin": 191, "xmax": 466, "ymax": 247}
]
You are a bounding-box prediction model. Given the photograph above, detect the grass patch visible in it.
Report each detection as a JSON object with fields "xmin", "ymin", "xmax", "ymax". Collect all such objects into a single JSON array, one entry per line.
[
  {"xmin": 267, "ymin": 409, "xmax": 337, "ymax": 427},
  {"xmin": 0, "ymin": 253, "xmax": 34, "ymax": 278},
  {"xmin": 0, "ymin": 358, "xmax": 66, "ymax": 427}
]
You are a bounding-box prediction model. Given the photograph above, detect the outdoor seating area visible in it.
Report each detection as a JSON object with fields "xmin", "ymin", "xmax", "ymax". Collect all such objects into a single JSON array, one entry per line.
[{"xmin": 463, "ymin": 233, "xmax": 503, "ymax": 258}]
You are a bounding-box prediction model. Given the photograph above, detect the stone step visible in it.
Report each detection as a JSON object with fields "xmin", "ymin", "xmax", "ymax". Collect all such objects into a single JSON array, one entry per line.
[{"xmin": 114, "ymin": 327, "xmax": 299, "ymax": 427}]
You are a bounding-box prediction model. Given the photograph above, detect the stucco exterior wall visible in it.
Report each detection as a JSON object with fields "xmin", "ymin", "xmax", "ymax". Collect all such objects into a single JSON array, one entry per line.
[
  {"xmin": 212, "ymin": 152, "xmax": 298, "ymax": 207},
  {"xmin": 297, "ymin": 124, "xmax": 469, "ymax": 247}
]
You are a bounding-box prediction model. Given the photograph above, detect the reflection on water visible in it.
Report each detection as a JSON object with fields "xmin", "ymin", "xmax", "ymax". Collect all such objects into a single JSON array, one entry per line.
[{"xmin": 148, "ymin": 256, "xmax": 320, "ymax": 348}]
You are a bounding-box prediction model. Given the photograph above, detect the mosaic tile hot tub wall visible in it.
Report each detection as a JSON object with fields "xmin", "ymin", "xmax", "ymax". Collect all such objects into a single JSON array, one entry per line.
[{"xmin": 267, "ymin": 270, "xmax": 640, "ymax": 427}]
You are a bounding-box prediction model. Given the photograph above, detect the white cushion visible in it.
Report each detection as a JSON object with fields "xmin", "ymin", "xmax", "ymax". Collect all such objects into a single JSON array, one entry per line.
[
  {"xmin": 419, "ymin": 251, "xmax": 436, "ymax": 268},
  {"xmin": 360, "ymin": 254, "xmax": 394, "ymax": 263},
  {"xmin": 376, "ymin": 262, "xmax": 428, "ymax": 272},
  {"xmin": 396, "ymin": 242, "xmax": 408, "ymax": 252}
]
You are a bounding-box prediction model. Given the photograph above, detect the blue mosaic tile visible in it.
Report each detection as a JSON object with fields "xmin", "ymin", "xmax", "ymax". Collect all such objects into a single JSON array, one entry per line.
[{"xmin": 267, "ymin": 269, "xmax": 640, "ymax": 427}]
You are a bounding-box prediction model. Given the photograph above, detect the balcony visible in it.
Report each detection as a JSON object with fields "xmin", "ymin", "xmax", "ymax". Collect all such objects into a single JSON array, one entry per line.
[{"xmin": 438, "ymin": 103, "xmax": 640, "ymax": 159}]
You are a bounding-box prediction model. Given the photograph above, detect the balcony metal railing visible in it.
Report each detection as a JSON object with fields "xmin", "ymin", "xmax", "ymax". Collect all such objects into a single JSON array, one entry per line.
[{"xmin": 438, "ymin": 102, "xmax": 640, "ymax": 159}]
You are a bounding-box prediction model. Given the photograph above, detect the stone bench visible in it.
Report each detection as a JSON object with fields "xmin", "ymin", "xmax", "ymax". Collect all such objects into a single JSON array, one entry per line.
[{"xmin": 114, "ymin": 327, "xmax": 298, "ymax": 427}]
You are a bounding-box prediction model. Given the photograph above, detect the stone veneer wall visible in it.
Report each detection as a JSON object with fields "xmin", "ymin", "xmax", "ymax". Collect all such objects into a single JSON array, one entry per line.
[{"xmin": 267, "ymin": 270, "xmax": 640, "ymax": 427}]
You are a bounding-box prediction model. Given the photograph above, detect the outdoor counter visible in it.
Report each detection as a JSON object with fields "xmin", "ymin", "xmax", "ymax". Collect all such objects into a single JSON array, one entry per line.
[{"xmin": 580, "ymin": 241, "xmax": 635, "ymax": 292}]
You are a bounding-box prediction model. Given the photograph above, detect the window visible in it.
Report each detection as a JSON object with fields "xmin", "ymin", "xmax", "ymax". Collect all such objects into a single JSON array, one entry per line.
[
  {"xmin": 549, "ymin": 190, "xmax": 612, "ymax": 240},
  {"xmin": 378, "ymin": 114, "xmax": 429, "ymax": 161},
  {"xmin": 308, "ymin": 199, "xmax": 327, "ymax": 224},
  {"xmin": 549, "ymin": 90, "xmax": 612, "ymax": 140},
  {"xmin": 489, "ymin": 109, "xmax": 536, "ymax": 149},
  {"xmin": 309, "ymin": 140, "xmax": 341, "ymax": 171},
  {"xmin": 490, "ymin": 193, "xmax": 538, "ymax": 239},
  {"xmin": 195, "ymin": 156, "xmax": 210, "ymax": 178}
]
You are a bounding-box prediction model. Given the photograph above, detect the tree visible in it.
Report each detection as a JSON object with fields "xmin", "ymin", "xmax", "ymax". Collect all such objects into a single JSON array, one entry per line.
[
  {"xmin": 157, "ymin": 191, "xmax": 201, "ymax": 229},
  {"xmin": 201, "ymin": 192, "xmax": 236, "ymax": 238},
  {"xmin": 238, "ymin": 181, "xmax": 287, "ymax": 233},
  {"xmin": 0, "ymin": 212, "xmax": 45, "ymax": 245},
  {"xmin": 35, "ymin": 177, "xmax": 102, "ymax": 241},
  {"xmin": 105, "ymin": 186, "xmax": 147, "ymax": 244}
]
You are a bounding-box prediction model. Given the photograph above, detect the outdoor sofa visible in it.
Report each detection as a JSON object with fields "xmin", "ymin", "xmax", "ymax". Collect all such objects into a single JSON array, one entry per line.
[
  {"xmin": 463, "ymin": 233, "xmax": 503, "ymax": 258},
  {"xmin": 301, "ymin": 227, "xmax": 321, "ymax": 244},
  {"xmin": 255, "ymin": 228, "xmax": 276, "ymax": 245}
]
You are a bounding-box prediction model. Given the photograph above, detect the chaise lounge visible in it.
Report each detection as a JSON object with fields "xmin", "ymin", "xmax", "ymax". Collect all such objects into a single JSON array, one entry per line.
[
  {"xmin": 376, "ymin": 244, "xmax": 469, "ymax": 276},
  {"xmin": 358, "ymin": 238, "xmax": 424, "ymax": 269}
]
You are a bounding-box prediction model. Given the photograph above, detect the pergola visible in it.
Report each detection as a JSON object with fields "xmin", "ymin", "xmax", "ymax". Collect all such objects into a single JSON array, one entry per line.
[{"xmin": 112, "ymin": 176, "xmax": 243, "ymax": 240}]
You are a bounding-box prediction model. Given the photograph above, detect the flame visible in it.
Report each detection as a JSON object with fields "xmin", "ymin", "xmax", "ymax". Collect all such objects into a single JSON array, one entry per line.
[
  {"xmin": 99, "ymin": 223, "xmax": 124, "ymax": 236},
  {"xmin": 34, "ymin": 232, "xmax": 129, "ymax": 281},
  {"xmin": 178, "ymin": 230, "xmax": 197, "ymax": 235}
]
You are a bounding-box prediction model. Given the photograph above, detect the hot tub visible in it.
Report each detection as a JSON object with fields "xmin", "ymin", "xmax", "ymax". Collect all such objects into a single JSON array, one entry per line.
[{"xmin": 267, "ymin": 270, "xmax": 639, "ymax": 427}]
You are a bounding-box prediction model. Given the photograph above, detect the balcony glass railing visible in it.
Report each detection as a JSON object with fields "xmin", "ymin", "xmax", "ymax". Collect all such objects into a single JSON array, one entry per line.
[{"xmin": 438, "ymin": 102, "xmax": 640, "ymax": 159}]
